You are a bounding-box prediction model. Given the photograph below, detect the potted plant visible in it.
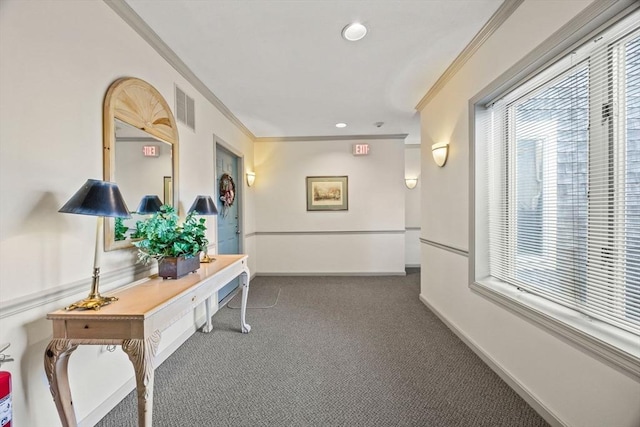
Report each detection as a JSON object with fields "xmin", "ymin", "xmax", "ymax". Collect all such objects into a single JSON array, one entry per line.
[{"xmin": 133, "ymin": 205, "xmax": 208, "ymax": 279}]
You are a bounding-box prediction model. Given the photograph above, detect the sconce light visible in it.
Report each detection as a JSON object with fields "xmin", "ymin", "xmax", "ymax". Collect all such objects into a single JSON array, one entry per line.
[
  {"xmin": 246, "ymin": 172, "xmax": 256, "ymax": 187},
  {"xmin": 432, "ymin": 142, "xmax": 449, "ymax": 167},
  {"xmin": 405, "ymin": 178, "xmax": 418, "ymax": 189}
]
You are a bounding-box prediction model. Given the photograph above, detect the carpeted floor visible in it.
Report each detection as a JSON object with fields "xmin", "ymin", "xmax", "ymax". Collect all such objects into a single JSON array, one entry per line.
[{"xmin": 96, "ymin": 272, "xmax": 548, "ymax": 426}]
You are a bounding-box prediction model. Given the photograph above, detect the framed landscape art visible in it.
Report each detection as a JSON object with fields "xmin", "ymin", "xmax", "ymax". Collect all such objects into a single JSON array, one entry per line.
[{"xmin": 306, "ymin": 176, "xmax": 348, "ymax": 211}]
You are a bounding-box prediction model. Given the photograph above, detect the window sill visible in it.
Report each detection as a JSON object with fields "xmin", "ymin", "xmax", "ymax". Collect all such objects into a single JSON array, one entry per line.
[{"xmin": 471, "ymin": 277, "xmax": 640, "ymax": 380}]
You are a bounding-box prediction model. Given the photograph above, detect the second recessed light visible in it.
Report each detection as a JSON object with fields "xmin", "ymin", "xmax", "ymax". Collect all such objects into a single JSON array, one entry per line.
[
  {"xmin": 336, "ymin": 123, "xmax": 347, "ymax": 128},
  {"xmin": 342, "ymin": 23, "xmax": 367, "ymax": 41}
]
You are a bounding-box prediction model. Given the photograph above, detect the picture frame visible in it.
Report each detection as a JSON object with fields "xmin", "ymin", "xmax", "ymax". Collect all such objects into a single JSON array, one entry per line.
[
  {"xmin": 306, "ymin": 176, "xmax": 348, "ymax": 211},
  {"xmin": 163, "ymin": 176, "xmax": 172, "ymax": 206}
]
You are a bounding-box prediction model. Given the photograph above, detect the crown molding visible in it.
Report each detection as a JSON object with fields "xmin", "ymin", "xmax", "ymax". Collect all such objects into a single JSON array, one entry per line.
[
  {"xmin": 415, "ymin": 0, "xmax": 524, "ymax": 111},
  {"xmin": 255, "ymin": 134, "xmax": 408, "ymax": 143},
  {"xmin": 104, "ymin": 0, "xmax": 256, "ymax": 141}
]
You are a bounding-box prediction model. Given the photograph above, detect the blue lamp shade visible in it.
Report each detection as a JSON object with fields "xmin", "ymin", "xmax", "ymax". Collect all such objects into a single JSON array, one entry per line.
[
  {"xmin": 59, "ymin": 179, "xmax": 130, "ymax": 218},
  {"xmin": 188, "ymin": 195, "xmax": 218, "ymax": 215},
  {"xmin": 136, "ymin": 195, "xmax": 163, "ymax": 214}
]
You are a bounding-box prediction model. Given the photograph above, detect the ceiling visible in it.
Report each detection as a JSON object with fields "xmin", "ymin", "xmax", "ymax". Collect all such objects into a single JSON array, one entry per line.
[{"xmin": 123, "ymin": 0, "xmax": 504, "ymax": 143}]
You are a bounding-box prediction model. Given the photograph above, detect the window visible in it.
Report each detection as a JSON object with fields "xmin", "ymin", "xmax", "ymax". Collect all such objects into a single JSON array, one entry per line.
[{"xmin": 476, "ymin": 11, "xmax": 639, "ymax": 370}]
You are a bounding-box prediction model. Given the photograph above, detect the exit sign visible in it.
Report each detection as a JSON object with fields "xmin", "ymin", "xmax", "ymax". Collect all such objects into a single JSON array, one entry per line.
[
  {"xmin": 142, "ymin": 145, "xmax": 159, "ymax": 157},
  {"xmin": 352, "ymin": 143, "xmax": 370, "ymax": 156}
]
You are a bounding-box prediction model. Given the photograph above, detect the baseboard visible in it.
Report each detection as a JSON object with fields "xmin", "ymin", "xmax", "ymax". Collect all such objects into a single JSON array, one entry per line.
[
  {"xmin": 255, "ymin": 271, "xmax": 406, "ymax": 277},
  {"xmin": 79, "ymin": 324, "xmax": 197, "ymax": 426},
  {"xmin": 418, "ymin": 294, "xmax": 565, "ymax": 427}
]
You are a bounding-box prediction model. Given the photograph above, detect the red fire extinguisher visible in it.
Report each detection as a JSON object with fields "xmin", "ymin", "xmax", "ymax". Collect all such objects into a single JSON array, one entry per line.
[{"xmin": 0, "ymin": 343, "xmax": 13, "ymax": 427}]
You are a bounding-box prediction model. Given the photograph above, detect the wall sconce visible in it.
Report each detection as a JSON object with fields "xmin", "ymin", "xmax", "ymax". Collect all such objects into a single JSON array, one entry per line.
[
  {"xmin": 405, "ymin": 178, "xmax": 418, "ymax": 189},
  {"xmin": 432, "ymin": 142, "xmax": 449, "ymax": 167},
  {"xmin": 246, "ymin": 172, "xmax": 256, "ymax": 187}
]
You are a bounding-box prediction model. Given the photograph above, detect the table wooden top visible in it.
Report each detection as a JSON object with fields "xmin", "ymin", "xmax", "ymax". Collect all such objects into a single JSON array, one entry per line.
[{"xmin": 47, "ymin": 254, "xmax": 247, "ymax": 321}]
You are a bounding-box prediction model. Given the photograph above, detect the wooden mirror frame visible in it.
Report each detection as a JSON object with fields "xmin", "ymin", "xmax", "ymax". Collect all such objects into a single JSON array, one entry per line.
[{"xmin": 103, "ymin": 77, "xmax": 180, "ymax": 251}]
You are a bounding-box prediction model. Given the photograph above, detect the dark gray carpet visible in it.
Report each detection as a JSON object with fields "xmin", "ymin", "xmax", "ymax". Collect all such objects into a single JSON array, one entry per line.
[{"xmin": 96, "ymin": 272, "xmax": 548, "ymax": 427}]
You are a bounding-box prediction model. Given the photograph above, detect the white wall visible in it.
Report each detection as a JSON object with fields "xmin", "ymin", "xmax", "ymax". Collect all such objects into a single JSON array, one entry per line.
[
  {"xmin": 419, "ymin": 1, "xmax": 640, "ymax": 426},
  {"xmin": 0, "ymin": 1, "xmax": 255, "ymax": 425},
  {"xmin": 404, "ymin": 145, "xmax": 421, "ymax": 267},
  {"xmin": 254, "ymin": 138, "xmax": 405, "ymax": 275}
]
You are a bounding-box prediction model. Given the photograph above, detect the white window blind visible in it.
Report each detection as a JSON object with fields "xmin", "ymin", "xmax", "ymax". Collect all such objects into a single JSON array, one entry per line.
[{"xmin": 484, "ymin": 16, "xmax": 639, "ymax": 336}]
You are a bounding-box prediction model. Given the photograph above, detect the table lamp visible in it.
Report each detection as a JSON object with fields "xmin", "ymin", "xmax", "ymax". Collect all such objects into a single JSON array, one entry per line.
[
  {"xmin": 188, "ymin": 195, "xmax": 218, "ymax": 263},
  {"xmin": 59, "ymin": 179, "xmax": 131, "ymax": 310},
  {"xmin": 136, "ymin": 195, "xmax": 163, "ymax": 214}
]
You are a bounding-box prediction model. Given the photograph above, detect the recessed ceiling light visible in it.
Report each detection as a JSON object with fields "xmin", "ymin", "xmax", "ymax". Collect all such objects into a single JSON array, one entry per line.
[
  {"xmin": 342, "ymin": 23, "xmax": 367, "ymax": 41},
  {"xmin": 335, "ymin": 122, "xmax": 347, "ymax": 128}
]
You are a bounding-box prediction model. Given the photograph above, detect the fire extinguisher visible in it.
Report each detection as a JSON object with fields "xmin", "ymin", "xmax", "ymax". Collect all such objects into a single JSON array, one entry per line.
[{"xmin": 0, "ymin": 343, "xmax": 13, "ymax": 427}]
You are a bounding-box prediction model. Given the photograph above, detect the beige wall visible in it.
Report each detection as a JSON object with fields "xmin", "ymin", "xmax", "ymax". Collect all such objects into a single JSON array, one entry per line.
[
  {"xmin": 0, "ymin": 1, "xmax": 255, "ymax": 425},
  {"xmin": 404, "ymin": 145, "xmax": 421, "ymax": 266},
  {"xmin": 419, "ymin": 1, "xmax": 640, "ymax": 426},
  {"xmin": 254, "ymin": 138, "xmax": 406, "ymax": 274}
]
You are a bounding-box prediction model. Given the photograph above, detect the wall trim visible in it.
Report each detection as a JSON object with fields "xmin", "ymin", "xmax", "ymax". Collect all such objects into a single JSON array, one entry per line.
[
  {"xmin": 404, "ymin": 143, "xmax": 421, "ymax": 149},
  {"xmin": 0, "ymin": 263, "xmax": 152, "ymax": 319},
  {"xmin": 103, "ymin": 0, "xmax": 255, "ymax": 141},
  {"xmin": 418, "ymin": 294, "xmax": 564, "ymax": 427},
  {"xmin": 472, "ymin": 280, "xmax": 640, "ymax": 380},
  {"xmin": 415, "ymin": 0, "xmax": 524, "ymax": 111},
  {"xmin": 406, "ymin": 226, "xmax": 421, "ymax": 231},
  {"xmin": 256, "ymin": 272, "xmax": 406, "ymax": 277},
  {"xmin": 255, "ymin": 230, "xmax": 405, "ymax": 236},
  {"xmin": 420, "ymin": 238, "xmax": 468, "ymax": 257},
  {"xmin": 470, "ymin": 0, "xmax": 639, "ymax": 108},
  {"xmin": 255, "ymin": 134, "xmax": 408, "ymax": 143},
  {"xmin": 244, "ymin": 232, "xmax": 257, "ymax": 238}
]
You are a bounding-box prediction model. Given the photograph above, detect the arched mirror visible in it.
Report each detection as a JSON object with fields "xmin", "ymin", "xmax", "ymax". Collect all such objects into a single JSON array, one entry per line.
[{"xmin": 103, "ymin": 77, "xmax": 179, "ymax": 251}]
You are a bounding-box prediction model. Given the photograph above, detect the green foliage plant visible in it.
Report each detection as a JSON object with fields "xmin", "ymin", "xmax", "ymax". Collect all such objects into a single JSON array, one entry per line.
[
  {"xmin": 133, "ymin": 205, "xmax": 208, "ymax": 264},
  {"xmin": 114, "ymin": 217, "xmax": 128, "ymax": 241}
]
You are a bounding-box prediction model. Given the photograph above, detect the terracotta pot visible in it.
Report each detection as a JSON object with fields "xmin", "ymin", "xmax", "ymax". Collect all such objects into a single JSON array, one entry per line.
[{"xmin": 158, "ymin": 253, "xmax": 200, "ymax": 279}]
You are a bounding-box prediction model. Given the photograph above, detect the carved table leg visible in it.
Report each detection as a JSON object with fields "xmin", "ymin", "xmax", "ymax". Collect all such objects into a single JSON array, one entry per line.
[
  {"xmin": 44, "ymin": 339, "xmax": 79, "ymax": 427},
  {"xmin": 122, "ymin": 331, "xmax": 161, "ymax": 427},
  {"xmin": 240, "ymin": 268, "xmax": 251, "ymax": 333}
]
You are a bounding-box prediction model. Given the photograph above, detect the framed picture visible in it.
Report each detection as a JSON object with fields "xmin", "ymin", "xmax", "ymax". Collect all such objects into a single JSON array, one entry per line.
[
  {"xmin": 163, "ymin": 176, "xmax": 172, "ymax": 206},
  {"xmin": 306, "ymin": 176, "xmax": 348, "ymax": 211}
]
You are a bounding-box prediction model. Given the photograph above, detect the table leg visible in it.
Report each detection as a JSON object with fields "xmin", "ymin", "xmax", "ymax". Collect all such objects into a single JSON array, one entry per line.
[
  {"xmin": 202, "ymin": 296, "xmax": 213, "ymax": 333},
  {"xmin": 122, "ymin": 331, "xmax": 161, "ymax": 427},
  {"xmin": 44, "ymin": 339, "xmax": 79, "ymax": 427},
  {"xmin": 240, "ymin": 268, "xmax": 251, "ymax": 333}
]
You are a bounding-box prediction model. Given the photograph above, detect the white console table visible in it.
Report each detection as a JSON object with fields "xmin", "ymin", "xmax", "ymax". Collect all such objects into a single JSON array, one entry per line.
[{"xmin": 44, "ymin": 254, "xmax": 250, "ymax": 427}]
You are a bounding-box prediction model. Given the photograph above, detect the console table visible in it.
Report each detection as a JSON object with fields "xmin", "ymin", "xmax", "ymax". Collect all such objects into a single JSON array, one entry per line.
[{"xmin": 44, "ymin": 254, "xmax": 251, "ymax": 427}]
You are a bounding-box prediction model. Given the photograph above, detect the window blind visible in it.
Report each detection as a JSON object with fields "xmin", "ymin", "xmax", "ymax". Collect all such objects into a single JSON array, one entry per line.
[{"xmin": 484, "ymin": 16, "xmax": 639, "ymax": 336}]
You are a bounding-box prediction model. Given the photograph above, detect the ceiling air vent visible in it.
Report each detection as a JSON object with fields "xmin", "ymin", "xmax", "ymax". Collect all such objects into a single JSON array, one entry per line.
[{"xmin": 175, "ymin": 85, "xmax": 195, "ymax": 131}]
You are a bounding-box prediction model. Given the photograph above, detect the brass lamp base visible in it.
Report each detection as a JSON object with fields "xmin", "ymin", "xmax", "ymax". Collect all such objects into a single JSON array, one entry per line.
[
  {"xmin": 65, "ymin": 294, "xmax": 118, "ymax": 311},
  {"xmin": 200, "ymin": 253, "xmax": 216, "ymax": 263}
]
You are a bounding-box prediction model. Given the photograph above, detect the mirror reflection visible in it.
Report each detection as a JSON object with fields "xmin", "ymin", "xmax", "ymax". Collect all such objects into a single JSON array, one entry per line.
[{"xmin": 113, "ymin": 119, "xmax": 173, "ymax": 242}]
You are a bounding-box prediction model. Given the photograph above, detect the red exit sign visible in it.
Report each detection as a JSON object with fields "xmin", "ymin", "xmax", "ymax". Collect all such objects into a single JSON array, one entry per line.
[
  {"xmin": 352, "ymin": 143, "xmax": 370, "ymax": 156},
  {"xmin": 142, "ymin": 145, "xmax": 159, "ymax": 157}
]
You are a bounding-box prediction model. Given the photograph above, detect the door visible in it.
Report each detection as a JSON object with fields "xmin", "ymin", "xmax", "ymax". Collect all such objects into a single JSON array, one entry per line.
[{"xmin": 216, "ymin": 144, "xmax": 240, "ymax": 302}]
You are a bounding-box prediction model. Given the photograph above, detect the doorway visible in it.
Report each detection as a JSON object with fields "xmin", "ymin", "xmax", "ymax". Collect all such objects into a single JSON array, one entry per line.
[{"xmin": 215, "ymin": 141, "xmax": 241, "ymax": 302}]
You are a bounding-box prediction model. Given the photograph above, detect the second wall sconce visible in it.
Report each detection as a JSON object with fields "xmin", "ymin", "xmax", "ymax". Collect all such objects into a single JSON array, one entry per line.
[
  {"xmin": 432, "ymin": 142, "xmax": 449, "ymax": 167},
  {"xmin": 405, "ymin": 178, "xmax": 418, "ymax": 189},
  {"xmin": 246, "ymin": 172, "xmax": 256, "ymax": 187}
]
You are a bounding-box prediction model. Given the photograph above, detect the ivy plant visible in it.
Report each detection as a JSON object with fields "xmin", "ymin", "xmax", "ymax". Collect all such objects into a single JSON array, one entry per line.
[
  {"xmin": 133, "ymin": 205, "xmax": 208, "ymax": 264},
  {"xmin": 114, "ymin": 217, "xmax": 128, "ymax": 241}
]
